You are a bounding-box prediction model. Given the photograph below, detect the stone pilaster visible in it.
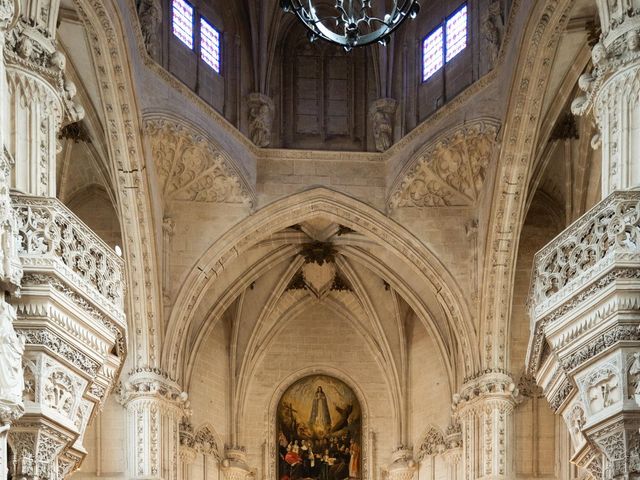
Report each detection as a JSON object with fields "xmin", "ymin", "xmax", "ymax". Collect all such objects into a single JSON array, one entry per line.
[
  {"xmin": 3, "ymin": 0, "xmax": 83, "ymax": 197},
  {"xmin": 452, "ymin": 372, "xmax": 518, "ymax": 480},
  {"xmin": 120, "ymin": 369, "xmax": 190, "ymax": 480}
]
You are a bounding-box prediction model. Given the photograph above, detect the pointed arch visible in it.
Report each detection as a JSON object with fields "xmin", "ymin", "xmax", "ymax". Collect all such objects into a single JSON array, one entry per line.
[{"xmin": 163, "ymin": 187, "xmax": 480, "ymax": 383}]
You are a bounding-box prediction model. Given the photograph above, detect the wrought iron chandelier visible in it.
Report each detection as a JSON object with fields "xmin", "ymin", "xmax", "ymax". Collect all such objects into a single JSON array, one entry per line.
[{"xmin": 280, "ymin": 0, "xmax": 421, "ymax": 50}]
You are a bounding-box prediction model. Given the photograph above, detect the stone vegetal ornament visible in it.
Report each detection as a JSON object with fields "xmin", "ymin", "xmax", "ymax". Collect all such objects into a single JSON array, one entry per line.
[
  {"xmin": 525, "ymin": 191, "xmax": 640, "ymax": 475},
  {"xmin": 137, "ymin": 0, "xmax": 162, "ymax": 58},
  {"xmin": 144, "ymin": 118, "xmax": 253, "ymax": 206},
  {"xmin": 6, "ymin": 193, "xmax": 126, "ymax": 479},
  {"xmin": 369, "ymin": 98, "xmax": 397, "ymax": 152},
  {"xmin": 247, "ymin": 93, "xmax": 274, "ymax": 148},
  {"xmin": 571, "ymin": 0, "xmax": 640, "ymax": 195},
  {"xmin": 389, "ymin": 120, "xmax": 500, "ymax": 209}
]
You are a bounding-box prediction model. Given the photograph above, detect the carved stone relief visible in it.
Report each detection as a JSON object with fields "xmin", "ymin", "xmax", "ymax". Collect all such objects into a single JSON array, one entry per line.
[
  {"xmin": 580, "ymin": 364, "xmax": 621, "ymax": 415},
  {"xmin": 144, "ymin": 119, "xmax": 253, "ymax": 206},
  {"xmin": 137, "ymin": 0, "xmax": 161, "ymax": 58},
  {"xmin": 247, "ymin": 93, "xmax": 274, "ymax": 148},
  {"xmin": 369, "ymin": 98, "xmax": 397, "ymax": 153},
  {"xmin": 389, "ymin": 120, "xmax": 500, "ymax": 209}
]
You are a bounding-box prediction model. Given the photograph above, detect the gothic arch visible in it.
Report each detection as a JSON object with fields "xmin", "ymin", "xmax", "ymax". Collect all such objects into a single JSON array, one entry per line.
[
  {"xmin": 163, "ymin": 187, "xmax": 480, "ymax": 382},
  {"xmin": 69, "ymin": 0, "xmax": 164, "ymax": 366},
  {"xmin": 480, "ymin": 0, "xmax": 578, "ymax": 373}
]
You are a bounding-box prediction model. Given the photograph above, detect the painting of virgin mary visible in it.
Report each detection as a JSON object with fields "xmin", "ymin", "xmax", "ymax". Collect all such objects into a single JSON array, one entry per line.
[{"xmin": 277, "ymin": 375, "xmax": 361, "ymax": 480}]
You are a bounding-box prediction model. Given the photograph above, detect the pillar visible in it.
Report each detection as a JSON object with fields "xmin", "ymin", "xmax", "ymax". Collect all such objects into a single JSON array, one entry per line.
[
  {"xmin": 528, "ymin": 2, "xmax": 640, "ymax": 478},
  {"xmin": 120, "ymin": 369, "xmax": 190, "ymax": 480},
  {"xmin": 453, "ymin": 372, "xmax": 518, "ymax": 480}
]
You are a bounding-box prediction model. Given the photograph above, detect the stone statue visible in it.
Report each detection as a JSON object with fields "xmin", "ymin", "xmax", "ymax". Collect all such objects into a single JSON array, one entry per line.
[
  {"xmin": 0, "ymin": 301, "xmax": 24, "ymax": 408},
  {"xmin": 138, "ymin": 0, "xmax": 162, "ymax": 58},
  {"xmin": 247, "ymin": 93, "xmax": 274, "ymax": 148},
  {"xmin": 369, "ymin": 98, "xmax": 397, "ymax": 152},
  {"xmin": 482, "ymin": 1, "xmax": 503, "ymax": 69}
]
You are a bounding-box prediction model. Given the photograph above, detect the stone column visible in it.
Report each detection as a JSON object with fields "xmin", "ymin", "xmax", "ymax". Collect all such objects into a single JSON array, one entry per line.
[
  {"xmin": 3, "ymin": 0, "xmax": 83, "ymax": 197},
  {"xmin": 452, "ymin": 372, "xmax": 518, "ymax": 480},
  {"xmin": 527, "ymin": 2, "xmax": 640, "ymax": 479},
  {"xmin": 442, "ymin": 424, "xmax": 462, "ymax": 480},
  {"xmin": 369, "ymin": 98, "xmax": 397, "ymax": 152},
  {"xmin": 120, "ymin": 369, "xmax": 190, "ymax": 480},
  {"xmin": 247, "ymin": 93, "xmax": 274, "ymax": 148},
  {"xmin": 179, "ymin": 417, "xmax": 197, "ymax": 480}
]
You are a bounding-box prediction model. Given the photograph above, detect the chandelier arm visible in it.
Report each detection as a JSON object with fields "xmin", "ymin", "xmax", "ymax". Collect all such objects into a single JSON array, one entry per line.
[{"xmin": 282, "ymin": 0, "xmax": 420, "ymax": 49}]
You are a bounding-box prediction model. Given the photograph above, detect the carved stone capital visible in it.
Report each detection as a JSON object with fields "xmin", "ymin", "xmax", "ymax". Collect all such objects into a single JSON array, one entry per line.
[
  {"xmin": 0, "ymin": 0, "xmax": 17, "ymax": 31},
  {"xmin": 246, "ymin": 93, "xmax": 274, "ymax": 148},
  {"xmin": 119, "ymin": 368, "xmax": 190, "ymax": 415}
]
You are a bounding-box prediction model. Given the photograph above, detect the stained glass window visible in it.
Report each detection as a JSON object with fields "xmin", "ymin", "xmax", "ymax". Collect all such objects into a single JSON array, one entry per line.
[
  {"xmin": 423, "ymin": 26, "xmax": 444, "ymax": 81},
  {"xmin": 201, "ymin": 17, "xmax": 221, "ymax": 73},
  {"xmin": 445, "ymin": 5, "xmax": 467, "ymax": 62},
  {"xmin": 172, "ymin": 0, "xmax": 194, "ymax": 49}
]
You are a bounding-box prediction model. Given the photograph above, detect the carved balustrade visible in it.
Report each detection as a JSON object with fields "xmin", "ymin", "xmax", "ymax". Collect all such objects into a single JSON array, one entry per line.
[
  {"xmin": 7, "ymin": 194, "xmax": 126, "ymax": 480},
  {"xmin": 527, "ymin": 191, "xmax": 640, "ymax": 478}
]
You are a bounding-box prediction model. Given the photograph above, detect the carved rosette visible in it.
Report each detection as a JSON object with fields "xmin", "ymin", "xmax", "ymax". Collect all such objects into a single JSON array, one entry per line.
[
  {"xmin": 452, "ymin": 371, "xmax": 518, "ymax": 480},
  {"xmin": 571, "ymin": 1, "xmax": 640, "ymax": 195},
  {"xmin": 369, "ymin": 98, "xmax": 397, "ymax": 152},
  {"xmin": 388, "ymin": 120, "xmax": 500, "ymax": 209},
  {"xmin": 526, "ymin": 189, "xmax": 640, "ymax": 476},
  {"xmin": 119, "ymin": 369, "xmax": 190, "ymax": 480},
  {"xmin": 143, "ymin": 118, "xmax": 254, "ymax": 206}
]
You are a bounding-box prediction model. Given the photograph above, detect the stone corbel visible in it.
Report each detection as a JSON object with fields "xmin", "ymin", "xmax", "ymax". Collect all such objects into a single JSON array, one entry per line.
[
  {"xmin": 386, "ymin": 447, "xmax": 416, "ymax": 480},
  {"xmin": 221, "ymin": 447, "xmax": 253, "ymax": 480}
]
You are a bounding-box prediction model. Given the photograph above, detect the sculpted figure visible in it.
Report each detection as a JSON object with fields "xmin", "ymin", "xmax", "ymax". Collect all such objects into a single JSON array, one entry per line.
[
  {"xmin": 0, "ymin": 301, "xmax": 24, "ymax": 407},
  {"xmin": 482, "ymin": 2, "xmax": 503, "ymax": 68},
  {"xmin": 138, "ymin": 0, "xmax": 162, "ymax": 57},
  {"xmin": 247, "ymin": 93, "xmax": 274, "ymax": 148},
  {"xmin": 370, "ymin": 98, "xmax": 397, "ymax": 152}
]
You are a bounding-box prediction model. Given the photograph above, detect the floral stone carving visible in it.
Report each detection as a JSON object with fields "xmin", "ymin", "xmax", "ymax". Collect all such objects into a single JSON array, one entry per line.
[
  {"xmin": 144, "ymin": 119, "xmax": 253, "ymax": 205},
  {"xmin": 389, "ymin": 120, "xmax": 500, "ymax": 209}
]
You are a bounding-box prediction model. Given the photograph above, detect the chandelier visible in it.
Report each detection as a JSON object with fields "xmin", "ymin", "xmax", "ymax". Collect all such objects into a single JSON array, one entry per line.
[{"xmin": 280, "ymin": 0, "xmax": 421, "ymax": 50}]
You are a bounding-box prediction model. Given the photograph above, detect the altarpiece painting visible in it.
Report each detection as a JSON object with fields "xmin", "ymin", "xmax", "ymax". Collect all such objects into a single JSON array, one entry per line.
[{"xmin": 277, "ymin": 375, "xmax": 362, "ymax": 480}]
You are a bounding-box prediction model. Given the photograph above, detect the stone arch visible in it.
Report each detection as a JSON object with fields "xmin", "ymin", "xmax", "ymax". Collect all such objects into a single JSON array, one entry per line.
[
  {"xmin": 69, "ymin": 0, "xmax": 163, "ymax": 366},
  {"xmin": 164, "ymin": 187, "xmax": 479, "ymax": 384},
  {"xmin": 480, "ymin": 0, "xmax": 578, "ymax": 372}
]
